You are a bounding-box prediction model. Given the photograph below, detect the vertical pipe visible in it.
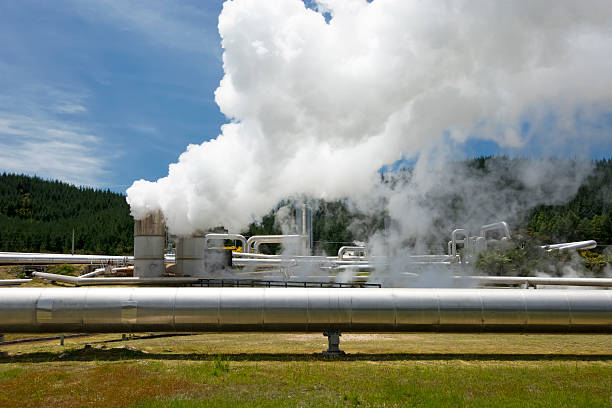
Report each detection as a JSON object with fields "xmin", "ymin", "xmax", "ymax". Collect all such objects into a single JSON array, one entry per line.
[{"xmin": 302, "ymin": 203, "xmax": 308, "ymax": 255}]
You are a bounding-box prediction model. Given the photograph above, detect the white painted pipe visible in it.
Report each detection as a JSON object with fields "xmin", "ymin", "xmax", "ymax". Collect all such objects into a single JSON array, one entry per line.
[
  {"xmin": 479, "ymin": 222, "xmax": 511, "ymax": 240},
  {"xmin": 205, "ymin": 234, "xmax": 247, "ymax": 252},
  {"xmin": 246, "ymin": 235, "xmax": 306, "ymax": 254},
  {"xmin": 0, "ymin": 279, "xmax": 32, "ymax": 286},
  {"xmin": 460, "ymin": 275, "xmax": 612, "ymax": 287},
  {"xmin": 0, "ymin": 252, "xmax": 132, "ymax": 265},
  {"xmin": 337, "ymin": 246, "xmax": 367, "ymax": 260},
  {"xmin": 541, "ymin": 240, "xmax": 597, "ymax": 251}
]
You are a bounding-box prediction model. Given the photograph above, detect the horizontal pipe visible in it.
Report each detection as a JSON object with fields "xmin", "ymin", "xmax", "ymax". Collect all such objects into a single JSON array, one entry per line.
[
  {"xmin": 480, "ymin": 221, "xmax": 511, "ymax": 239},
  {"xmin": 0, "ymin": 252, "xmax": 133, "ymax": 265},
  {"xmin": 0, "ymin": 287, "xmax": 609, "ymax": 333},
  {"xmin": 337, "ymin": 246, "xmax": 367, "ymax": 260},
  {"xmin": 36, "ymin": 270, "xmax": 612, "ymax": 289},
  {"xmin": 33, "ymin": 272, "xmax": 204, "ymax": 286},
  {"xmin": 460, "ymin": 275, "xmax": 612, "ymax": 287},
  {"xmin": 204, "ymin": 234, "xmax": 247, "ymax": 252},
  {"xmin": 0, "ymin": 279, "xmax": 32, "ymax": 286},
  {"xmin": 0, "ymin": 252, "xmax": 185, "ymax": 265},
  {"xmin": 246, "ymin": 235, "xmax": 305, "ymax": 253},
  {"xmin": 79, "ymin": 268, "xmax": 106, "ymax": 278},
  {"xmin": 541, "ymin": 240, "xmax": 597, "ymax": 251}
]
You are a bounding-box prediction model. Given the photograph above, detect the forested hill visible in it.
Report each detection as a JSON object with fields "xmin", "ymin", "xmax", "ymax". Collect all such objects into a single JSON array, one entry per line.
[
  {"xmin": 0, "ymin": 158, "xmax": 611, "ymax": 256},
  {"xmin": 528, "ymin": 159, "xmax": 612, "ymax": 245},
  {"xmin": 0, "ymin": 173, "xmax": 133, "ymax": 255}
]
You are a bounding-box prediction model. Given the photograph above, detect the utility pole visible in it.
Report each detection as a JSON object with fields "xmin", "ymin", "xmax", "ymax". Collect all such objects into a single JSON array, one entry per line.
[{"xmin": 71, "ymin": 228, "xmax": 75, "ymax": 255}]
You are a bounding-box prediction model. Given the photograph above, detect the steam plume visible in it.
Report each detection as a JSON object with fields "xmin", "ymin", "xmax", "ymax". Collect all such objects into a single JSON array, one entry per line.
[{"xmin": 127, "ymin": 0, "xmax": 612, "ymax": 237}]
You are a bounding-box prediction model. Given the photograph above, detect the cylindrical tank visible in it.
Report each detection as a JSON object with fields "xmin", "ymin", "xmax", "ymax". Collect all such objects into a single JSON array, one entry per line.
[
  {"xmin": 174, "ymin": 235, "xmax": 206, "ymax": 277},
  {"xmin": 0, "ymin": 287, "xmax": 610, "ymax": 333},
  {"xmin": 133, "ymin": 211, "xmax": 165, "ymax": 278}
]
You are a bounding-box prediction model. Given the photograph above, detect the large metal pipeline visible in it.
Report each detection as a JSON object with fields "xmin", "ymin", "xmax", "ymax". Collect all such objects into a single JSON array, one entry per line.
[{"xmin": 0, "ymin": 287, "xmax": 610, "ymax": 333}]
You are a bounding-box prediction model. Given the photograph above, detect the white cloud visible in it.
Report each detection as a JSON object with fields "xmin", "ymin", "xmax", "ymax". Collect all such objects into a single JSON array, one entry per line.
[
  {"xmin": 0, "ymin": 113, "xmax": 107, "ymax": 185},
  {"xmin": 55, "ymin": 104, "xmax": 87, "ymax": 115},
  {"xmin": 68, "ymin": 0, "xmax": 221, "ymax": 56},
  {"xmin": 0, "ymin": 68, "xmax": 109, "ymax": 186}
]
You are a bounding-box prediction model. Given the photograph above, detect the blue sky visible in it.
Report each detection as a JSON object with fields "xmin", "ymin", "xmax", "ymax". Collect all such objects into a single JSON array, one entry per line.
[
  {"xmin": 0, "ymin": 0, "xmax": 225, "ymax": 189},
  {"xmin": 1, "ymin": 1, "xmax": 611, "ymax": 191}
]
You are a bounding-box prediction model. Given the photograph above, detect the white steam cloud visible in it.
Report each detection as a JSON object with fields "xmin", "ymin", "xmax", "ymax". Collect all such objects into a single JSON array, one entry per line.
[{"xmin": 127, "ymin": 0, "xmax": 612, "ymax": 236}]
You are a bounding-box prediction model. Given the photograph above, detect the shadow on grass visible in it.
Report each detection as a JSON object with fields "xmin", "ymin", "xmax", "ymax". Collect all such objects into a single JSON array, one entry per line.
[{"xmin": 1, "ymin": 346, "xmax": 611, "ymax": 363}]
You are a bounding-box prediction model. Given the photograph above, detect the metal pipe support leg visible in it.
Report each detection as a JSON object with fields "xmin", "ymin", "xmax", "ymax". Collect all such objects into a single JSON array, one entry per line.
[{"xmin": 323, "ymin": 331, "xmax": 345, "ymax": 356}]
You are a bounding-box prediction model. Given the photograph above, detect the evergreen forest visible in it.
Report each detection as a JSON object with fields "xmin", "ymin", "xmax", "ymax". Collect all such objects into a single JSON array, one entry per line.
[{"xmin": 0, "ymin": 157, "xmax": 611, "ymax": 258}]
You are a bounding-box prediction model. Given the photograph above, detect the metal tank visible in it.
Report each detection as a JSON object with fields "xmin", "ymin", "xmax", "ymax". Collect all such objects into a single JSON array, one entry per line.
[
  {"xmin": 174, "ymin": 234, "xmax": 205, "ymax": 277},
  {"xmin": 0, "ymin": 287, "xmax": 610, "ymax": 333},
  {"xmin": 133, "ymin": 211, "xmax": 166, "ymax": 278}
]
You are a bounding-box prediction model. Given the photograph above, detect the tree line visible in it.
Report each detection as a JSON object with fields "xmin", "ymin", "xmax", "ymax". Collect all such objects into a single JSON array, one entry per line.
[
  {"xmin": 0, "ymin": 173, "xmax": 133, "ymax": 255},
  {"xmin": 0, "ymin": 157, "xmax": 610, "ymax": 256}
]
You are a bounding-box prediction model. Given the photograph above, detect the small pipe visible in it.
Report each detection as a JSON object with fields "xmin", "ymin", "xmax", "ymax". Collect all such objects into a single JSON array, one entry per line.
[
  {"xmin": 450, "ymin": 229, "xmax": 469, "ymax": 257},
  {"xmin": 204, "ymin": 234, "xmax": 247, "ymax": 252},
  {"xmin": 541, "ymin": 240, "xmax": 597, "ymax": 252},
  {"xmin": 0, "ymin": 252, "xmax": 133, "ymax": 265},
  {"xmin": 337, "ymin": 246, "xmax": 367, "ymax": 260},
  {"xmin": 0, "ymin": 279, "xmax": 32, "ymax": 286},
  {"xmin": 459, "ymin": 275, "xmax": 612, "ymax": 287},
  {"xmin": 246, "ymin": 235, "xmax": 305, "ymax": 254},
  {"xmin": 79, "ymin": 268, "xmax": 106, "ymax": 278},
  {"xmin": 479, "ymin": 222, "xmax": 511, "ymax": 240},
  {"xmin": 32, "ymin": 272, "xmax": 205, "ymax": 286}
]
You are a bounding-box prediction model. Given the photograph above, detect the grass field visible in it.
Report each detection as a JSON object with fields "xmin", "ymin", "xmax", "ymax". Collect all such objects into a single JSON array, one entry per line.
[
  {"xmin": 0, "ymin": 332, "xmax": 610, "ymax": 407},
  {"xmin": 0, "ymin": 266, "xmax": 610, "ymax": 406}
]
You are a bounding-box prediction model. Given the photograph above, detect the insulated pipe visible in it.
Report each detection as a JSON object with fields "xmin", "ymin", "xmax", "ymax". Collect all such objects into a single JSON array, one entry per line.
[
  {"xmin": 458, "ymin": 275, "xmax": 612, "ymax": 287},
  {"xmin": 0, "ymin": 287, "xmax": 609, "ymax": 333},
  {"xmin": 479, "ymin": 222, "xmax": 511, "ymax": 240},
  {"xmin": 0, "ymin": 252, "xmax": 133, "ymax": 265},
  {"xmin": 450, "ymin": 229, "xmax": 469, "ymax": 257},
  {"xmin": 78, "ymin": 267, "xmax": 106, "ymax": 278},
  {"xmin": 246, "ymin": 235, "xmax": 305, "ymax": 254},
  {"xmin": 205, "ymin": 234, "xmax": 247, "ymax": 252},
  {"xmin": 0, "ymin": 279, "xmax": 32, "ymax": 286},
  {"xmin": 337, "ymin": 246, "xmax": 367, "ymax": 260},
  {"xmin": 33, "ymin": 271, "xmax": 206, "ymax": 286},
  {"xmin": 541, "ymin": 240, "xmax": 597, "ymax": 251}
]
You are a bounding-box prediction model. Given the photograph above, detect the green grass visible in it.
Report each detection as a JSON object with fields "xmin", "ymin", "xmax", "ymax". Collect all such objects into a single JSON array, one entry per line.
[{"xmin": 0, "ymin": 333, "xmax": 610, "ymax": 407}]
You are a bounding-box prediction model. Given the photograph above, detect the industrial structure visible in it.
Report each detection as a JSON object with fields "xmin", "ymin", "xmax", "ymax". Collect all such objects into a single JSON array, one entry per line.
[{"xmin": 0, "ymin": 207, "xmax": 610, "ymax": 354}]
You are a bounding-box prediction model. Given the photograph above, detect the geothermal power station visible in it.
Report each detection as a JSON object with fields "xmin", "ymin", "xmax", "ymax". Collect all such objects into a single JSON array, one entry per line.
[{"xmin": 0, "ymin": 209, "xmax": 610, "ymax": 354}]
